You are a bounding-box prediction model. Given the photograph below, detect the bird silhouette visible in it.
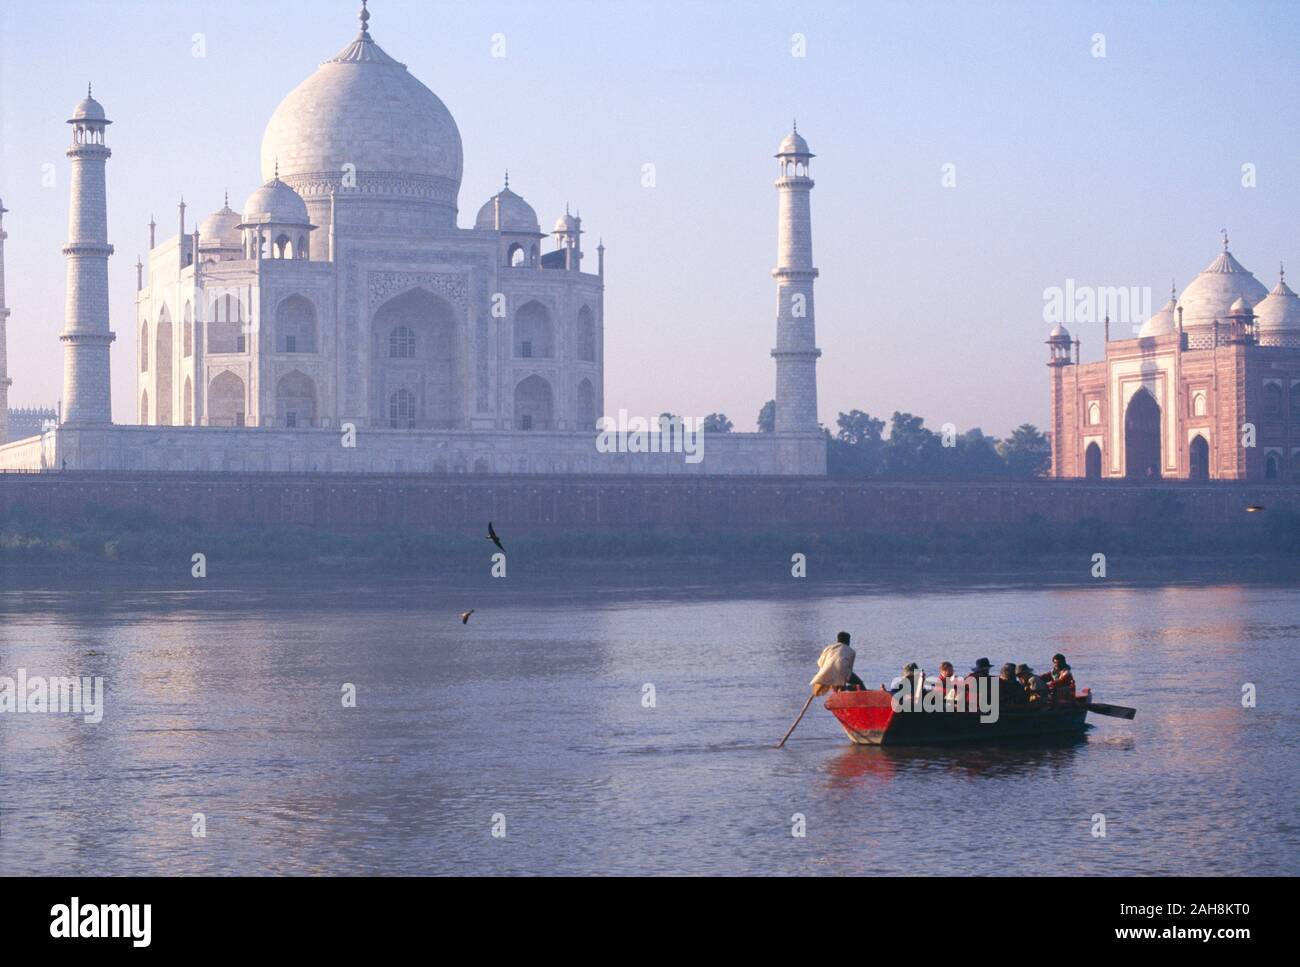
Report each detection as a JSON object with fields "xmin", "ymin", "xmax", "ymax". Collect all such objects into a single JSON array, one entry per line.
[
  {"xmin": 487, "ymin": 521, "xmax": 505, "ymax": 553},
  {"xmin": 460, "ymin": 610, "xmax": 475, "ymax": 624}
]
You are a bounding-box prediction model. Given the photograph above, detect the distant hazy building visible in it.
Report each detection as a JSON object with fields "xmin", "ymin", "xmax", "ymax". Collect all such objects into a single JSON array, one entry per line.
[
  {"xmin": 0, "ymin": 4, "xmax": 825, "ymax": 475},
  {"xmin": 1048, "ymin": 239, "xmax": 1300, "ymax": 480}
]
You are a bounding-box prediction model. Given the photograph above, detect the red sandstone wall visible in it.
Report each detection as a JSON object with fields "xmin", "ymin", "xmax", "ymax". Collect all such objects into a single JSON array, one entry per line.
[{"xmin": 1, "ymin": 472, "xmax": 1297, "ymax": 533}]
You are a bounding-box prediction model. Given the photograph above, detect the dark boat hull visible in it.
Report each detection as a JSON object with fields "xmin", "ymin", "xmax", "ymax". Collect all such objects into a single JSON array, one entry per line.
[{"xmin": 824, "ymin": 688, "xmax": 1092, "ymax": 746}]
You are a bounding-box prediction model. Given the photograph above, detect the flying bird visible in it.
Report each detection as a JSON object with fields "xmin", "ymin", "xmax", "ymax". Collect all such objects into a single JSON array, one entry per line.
[
  {"xmin": 487, "ymin": 521, "xmax": 505, "ymax": 553},
  {"xmin": 460, "ymin": 610, "xmax": 475, "ymax": 624}
]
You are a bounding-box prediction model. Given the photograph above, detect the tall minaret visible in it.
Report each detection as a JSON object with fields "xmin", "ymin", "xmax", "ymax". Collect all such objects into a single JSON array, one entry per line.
[
  {"xmin": 60, "ymin": 86, "xmax": 116, "ymax": 425},
  {"xmin": 0, "ymin": 197, "xmax": 11, "ymax": 443},
  {"xmin": 771, "ymin": 122, "xmax": 821, "ymax": 433}
]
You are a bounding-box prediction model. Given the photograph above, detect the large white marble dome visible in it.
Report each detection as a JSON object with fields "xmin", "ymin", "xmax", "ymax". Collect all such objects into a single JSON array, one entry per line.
[
  {"xmin": 259, "ymin": 4, "xmax": 463, "ymax": 223},
  {"xmin": 1177, "ymin": 242, "xmax": 1269, "ymax": 330}
]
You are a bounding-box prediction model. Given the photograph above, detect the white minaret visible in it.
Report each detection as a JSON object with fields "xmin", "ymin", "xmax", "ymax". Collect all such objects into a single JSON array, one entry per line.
[
  {"xmin": 0, "ymin": 198, "xmax": 11, "ymax": 443},
  {"xmin": 60, "ymin": 86, "xmax": 116, "ymax": 425},
  {"xmin": 771, "ymin": 122, "xmax": 821, "ymax": 433}
]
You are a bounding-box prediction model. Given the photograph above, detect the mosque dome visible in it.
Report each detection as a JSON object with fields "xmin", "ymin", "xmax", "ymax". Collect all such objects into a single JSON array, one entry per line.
[
  {"xmin": 240, "ymin": 176, "xmax": 311, "ymax": 226},
  {"xmin": 553, "ymin": 210, "xmax": 580, "ymax": 234},
  {"xmin": 1254, "ymin": 270, "xmax": 1300, "ymax": 334},
  {"xmin": 1048, "ymin": 323, "xmax": 1071, "ymax": 342},
  {"xmin": 259, "ymin": 4, "xmax": 463, "ymax": 221},
  {"xmin": 199, "ymin": 197, "xmax": 243, "ymax": 247},
  {"xmin": 1138, "ymin": 293, "xmax": 1178, "ymax": 337},
  {"xmin": 69, "ymin": 88, "xmax": 109, "ymax": 123},
  {"xmin": 1176, "ymin": 238, "xmax": 1268, "ymax": 329},
  {"xmin": 1228, "ymin": 294, "xmax": 1254, "ymax": 315},
  {"xmin": 776, "ymin": 125, "xmax": 812, "ymax": 157},
  {"xmin": 475, "ymin": 182, "xmax": 540, "ymax": 234}
]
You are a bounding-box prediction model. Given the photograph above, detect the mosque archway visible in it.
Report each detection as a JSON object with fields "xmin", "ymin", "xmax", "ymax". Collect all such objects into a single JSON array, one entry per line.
[
  {"xmin": 514, "ymin": 301, "xmax": 553, "ymax": 358},
  {"xmin": 575, "ymin": 378, "xmax": 596, "ymax": 430},
  {"xmin": 208, "ymin": 371, "xmax": 246, "ymax": 427},
  {"xmin": 514, "ymin": 375, "xmax": 554, "ymax": 430},
  {"xmin": 155, "ymin": 313, "xmax": 174, "ymax": 426},
  {"xmin": 276, "ymin": 295, "xmax": 317, "ymax": 353},
  {"xmin": 139, "ymin": 390, "xmax": 149, "ymax": 425},
  {"xmin": 1084, "ymin": 442, "xmax": 1101, "ymax": 479},
  {"xmin": 577, "ymin": 306, "xmax": 596, "ymax": 362},
  {"xmin": 370, "ymin": 287, "xmax": 464, "ymax": 429},
  {"xmin": 1265, "ymin": 452, "xmax": 1280, "ymax": 480},
  {"xmin": 183, "ymin": 377, "xmax": 194, "ymax": 426},
  {"xmin": 1124, "ymin": 388, "xmax": 1161, "ymax": 479},
  {"xmin": 275, "ymin": 371, "xmax": 317, "ymax": 428},
  {"xmin": 1188, "ymin": 435, "xmax": 1209, "ymax": 480}
]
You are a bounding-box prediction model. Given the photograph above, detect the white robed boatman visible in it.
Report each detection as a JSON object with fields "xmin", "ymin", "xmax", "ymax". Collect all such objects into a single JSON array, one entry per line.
[{"xmin": 810, "ymin": 631, "xmax": 865, "ymax": 696}]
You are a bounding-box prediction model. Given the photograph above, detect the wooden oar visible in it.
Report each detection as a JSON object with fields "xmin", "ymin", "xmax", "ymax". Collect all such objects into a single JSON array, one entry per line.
[
  {"xmin": 1087, "ymin": 701, "xmax": 1136, "ymax": 720},
  {"xmin": 776, "ymin": 693, "xmax": 817, "ymax": 748}
]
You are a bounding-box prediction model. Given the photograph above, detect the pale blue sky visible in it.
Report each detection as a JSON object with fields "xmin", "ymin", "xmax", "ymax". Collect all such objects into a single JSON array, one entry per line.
[{"xmin": 3, "ymin": 0, "xmax": 1298, "ymax": 433}]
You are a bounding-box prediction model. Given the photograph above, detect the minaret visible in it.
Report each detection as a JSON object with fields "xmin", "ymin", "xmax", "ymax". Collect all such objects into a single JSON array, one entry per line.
[
  {"xmin": 771, "ymin": 122, "xmax": 821, "ymax": 433},
  {"xmin": 59, "ymin": 86, "xmax": 115, "ymax": 425},
  {"xmin": 0, "ymin": 198, "xmax": 11, "ymax": 443}
]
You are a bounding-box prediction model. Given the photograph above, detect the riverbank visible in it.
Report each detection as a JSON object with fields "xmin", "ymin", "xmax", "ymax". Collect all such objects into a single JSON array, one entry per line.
[{"xmin": 2, "ymin": 499, "xmax": 1297, "ymax": 580}]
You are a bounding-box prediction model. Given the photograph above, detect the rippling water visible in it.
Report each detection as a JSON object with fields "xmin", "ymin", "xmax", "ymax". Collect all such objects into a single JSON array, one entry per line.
[{"xmin": 1, "ymin": 575, "xmax": 1296, "ymax": 875}]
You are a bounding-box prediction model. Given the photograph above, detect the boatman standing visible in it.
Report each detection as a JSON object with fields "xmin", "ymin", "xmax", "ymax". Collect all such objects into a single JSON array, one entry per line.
[{"xmin": 810, "ymin": 632, "xmax": 862, "ymax": 696}]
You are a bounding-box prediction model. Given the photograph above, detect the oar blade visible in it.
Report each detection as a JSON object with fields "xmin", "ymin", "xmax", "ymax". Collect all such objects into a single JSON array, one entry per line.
[{"xmin": 1088, "ymin": 701, "xmax": 1137, "ymax": 720}]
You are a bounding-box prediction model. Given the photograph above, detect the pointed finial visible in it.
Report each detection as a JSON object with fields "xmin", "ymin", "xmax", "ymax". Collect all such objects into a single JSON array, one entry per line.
[
  {"xmin": 275, "ymin": 157, "xmax": 280, "ymax": 179},
  {"xmin": 565, "ymin": 202, "xmax": 570, "ymax": 215},
  {"xmin": 1280, "ymin": 262, "xmax": 1286, "ymax": 285},
  {"xmin": 87, "ymin": 82, "xmax": 93, "ymax": 99},
  {"xmin": 224, "ymin": 189, "xmax": 229, "ymax": 208},
  {"xmin": 1221, "ymin": 228, "xmax": 1229, "ymax": 251},
  {"xmin": 359, "ymin": 0, "xmax": 370, "ymax": 35},
  {"xmin": 504, "ymin": 169, "xmax": 509, "ymax": 190},
  {"xmin": 792, "ymin": 118, "xmax": 797, "ymax": 133},
  {"xmin": 1171, "ymin": 279, "xmax": 1177, "ymax": 302}
]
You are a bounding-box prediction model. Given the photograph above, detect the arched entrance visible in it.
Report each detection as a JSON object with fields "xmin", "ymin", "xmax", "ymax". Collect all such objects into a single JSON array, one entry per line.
[
  {"xmin": 208, "ymin": 371, "xmax": 246, "ymax": 427},
  {"xmin": 514, "ymin": 375, "xmax": 554, "ymax": 430},
  {"xmin": 370, "ymin": 288, "xmax": 464, "ymax": 429},
  {"xmin": 1188, "ymin": 435, "xmax": 1209, "ymax": 480},
  {"xmin": 155, "ymin": 308, "xmax": 173, "ymax": 426},
  {"xmin": 1124, "ymin": 388, "xmax": 1161, "ymax": 479},
  {"xmin": 275, "ymin": 371, "xmax": 317, "ymax": 428},
  {"xmin": 1084, "ymin": 442, "xmax": 1101, "ymax": 479}
]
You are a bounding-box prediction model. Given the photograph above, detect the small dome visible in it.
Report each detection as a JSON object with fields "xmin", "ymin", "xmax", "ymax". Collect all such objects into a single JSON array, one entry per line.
[
  {"xmin": 1138, "ymin": 295, "xmax": 1178, "ymax": 337},
  {"xmin": 199, "ymin": 198, "xmax": 242, "ymax": 247},
  {"xmin": 69, "ymin": 86, "xmax": 110, "ymax": 125},
  {"xmin": 776, "ymin": 125, "xmax": 812, "ymax": 157},
  {"xmin": 1049, "ymin": 323, "xmax": 1071, "ymax": 342},
  {"xmin": 240, "ymin": 176, "xmax": 311, "ymax": 226},
  {"xmin": 1177, "ymin": 239, "xmax": 1268, "ymax": 329},
  {"xmin": 1228, "ymin": 293, "xmax": 1255, "ymax": 315},
  {"xmin": 1254, "ymin": 273, "xmax": 1300, "ymax": 333},
  {"xmin": 475, "ymin": 186, "xmax": 540, "ymax": 234},
  {"xmin": 553, "ymin": 210, "xmax": 580, "ymax": 234}
]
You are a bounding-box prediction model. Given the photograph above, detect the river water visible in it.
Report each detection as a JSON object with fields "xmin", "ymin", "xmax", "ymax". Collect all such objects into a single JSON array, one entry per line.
[{"xmin": 1, "ymin": 575, "xmax": 1296, "ymax": 875}]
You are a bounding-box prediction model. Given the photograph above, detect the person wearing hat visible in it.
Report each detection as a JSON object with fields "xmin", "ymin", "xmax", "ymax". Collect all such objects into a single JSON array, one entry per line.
[
  {"xmin": 889, "ymin": 662, "xmax": 923, "ymax": 705},
  {"xmin": 810, "ymin": 631, "xmax": 863, "ymax": 696},
  {"xmin": 1016, "ymin": 663, "xmax": 1047, "ymax": 704},
  {"xmin": 998, "ymin": 662, "xmax": 1028, "ymax": 707},
  {"xmin": 1046, "ymin": 653, "xmax": 1076, "ymax": 705},
  {"xmin": 963, "ymin": 657, "xmax": 993, "ymax": 708}
]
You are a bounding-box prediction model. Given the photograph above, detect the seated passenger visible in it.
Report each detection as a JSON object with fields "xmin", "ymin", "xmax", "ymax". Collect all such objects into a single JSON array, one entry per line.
[
  {"xmin": 1017, "ymin": 663, "xmax": 1047, "ymax": 703},
  {"xmin": 936, "ymin": 661, "xmax": 956, "ymax": 702},
  {"xmin": 1046, "ymin": 653, "xmax": 1076, "ymax": 704},
  {"xmin": 964, "ymin": 657, "xmax": 993, "ymax": 707},
  {"xmin": 999, "ymin": 662, "xmax": 1028, "ymax": 706}
]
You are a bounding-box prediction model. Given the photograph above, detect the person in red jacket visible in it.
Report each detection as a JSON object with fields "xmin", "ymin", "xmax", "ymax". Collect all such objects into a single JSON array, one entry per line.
[{"xmin": 1046, "ymin": 653, "xmax": 1076, "ymax": 704}]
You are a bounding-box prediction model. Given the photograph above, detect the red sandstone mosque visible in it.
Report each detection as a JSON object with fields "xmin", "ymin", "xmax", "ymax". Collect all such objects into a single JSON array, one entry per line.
[{"xmin": 1048, "ymin": 236, "xmax": 1300, "ymax": 481}]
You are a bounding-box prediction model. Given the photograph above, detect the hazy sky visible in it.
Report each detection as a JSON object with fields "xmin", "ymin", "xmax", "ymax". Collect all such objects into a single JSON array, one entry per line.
[{"xmin": 2, "ymin": 0, "xmax": 1298, "ymax": 434}]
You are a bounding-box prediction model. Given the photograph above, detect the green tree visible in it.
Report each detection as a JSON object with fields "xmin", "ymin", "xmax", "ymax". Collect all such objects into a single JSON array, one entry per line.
[
  {"xmin": 702, "ymin": 413, "xmax": 733, "ymax": 433},
  {"xmin": 883, "ymin": 411, "xmax": 942, "ymax": 477},
  {"xmin": 999, "ymin": 423, "xmax": 1051, "ymax": 478},
  {"xmin": 828, "ymin": 409, "xmax": 886, "ymax": 477},
  {"xmin": 757, "ymin": 400, "xmax": 775, "ymax": 433}
]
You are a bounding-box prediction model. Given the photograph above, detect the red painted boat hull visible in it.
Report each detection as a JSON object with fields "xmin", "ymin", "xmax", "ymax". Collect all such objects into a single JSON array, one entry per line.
[{"xmin": 824, "ymin": 688, "xmax": 1092, "ymax": 746}]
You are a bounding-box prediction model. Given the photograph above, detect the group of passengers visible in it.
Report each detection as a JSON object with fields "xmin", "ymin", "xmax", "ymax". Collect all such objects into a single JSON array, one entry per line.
[{"xmin": 888, "ymin": 653, "xmax": 1077, "ymax": 708}]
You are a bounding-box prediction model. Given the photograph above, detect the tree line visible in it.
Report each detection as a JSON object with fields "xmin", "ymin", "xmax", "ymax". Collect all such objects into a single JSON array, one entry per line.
[{"xmin": 684, "ymin": 402, "xmax": 1051, "ymax": 479}]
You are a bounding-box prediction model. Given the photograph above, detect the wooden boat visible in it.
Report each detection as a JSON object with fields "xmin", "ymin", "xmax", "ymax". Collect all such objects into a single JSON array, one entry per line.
[{"xmin": 824, "ymin": 687, "xmax": 1100, "ymax": 746}]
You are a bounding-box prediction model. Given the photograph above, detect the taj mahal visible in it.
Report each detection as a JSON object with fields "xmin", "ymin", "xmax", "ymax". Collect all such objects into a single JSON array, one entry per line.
[{"xmin": 0, "ymin": 2, "xmax": 827, "ymax": 476}]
